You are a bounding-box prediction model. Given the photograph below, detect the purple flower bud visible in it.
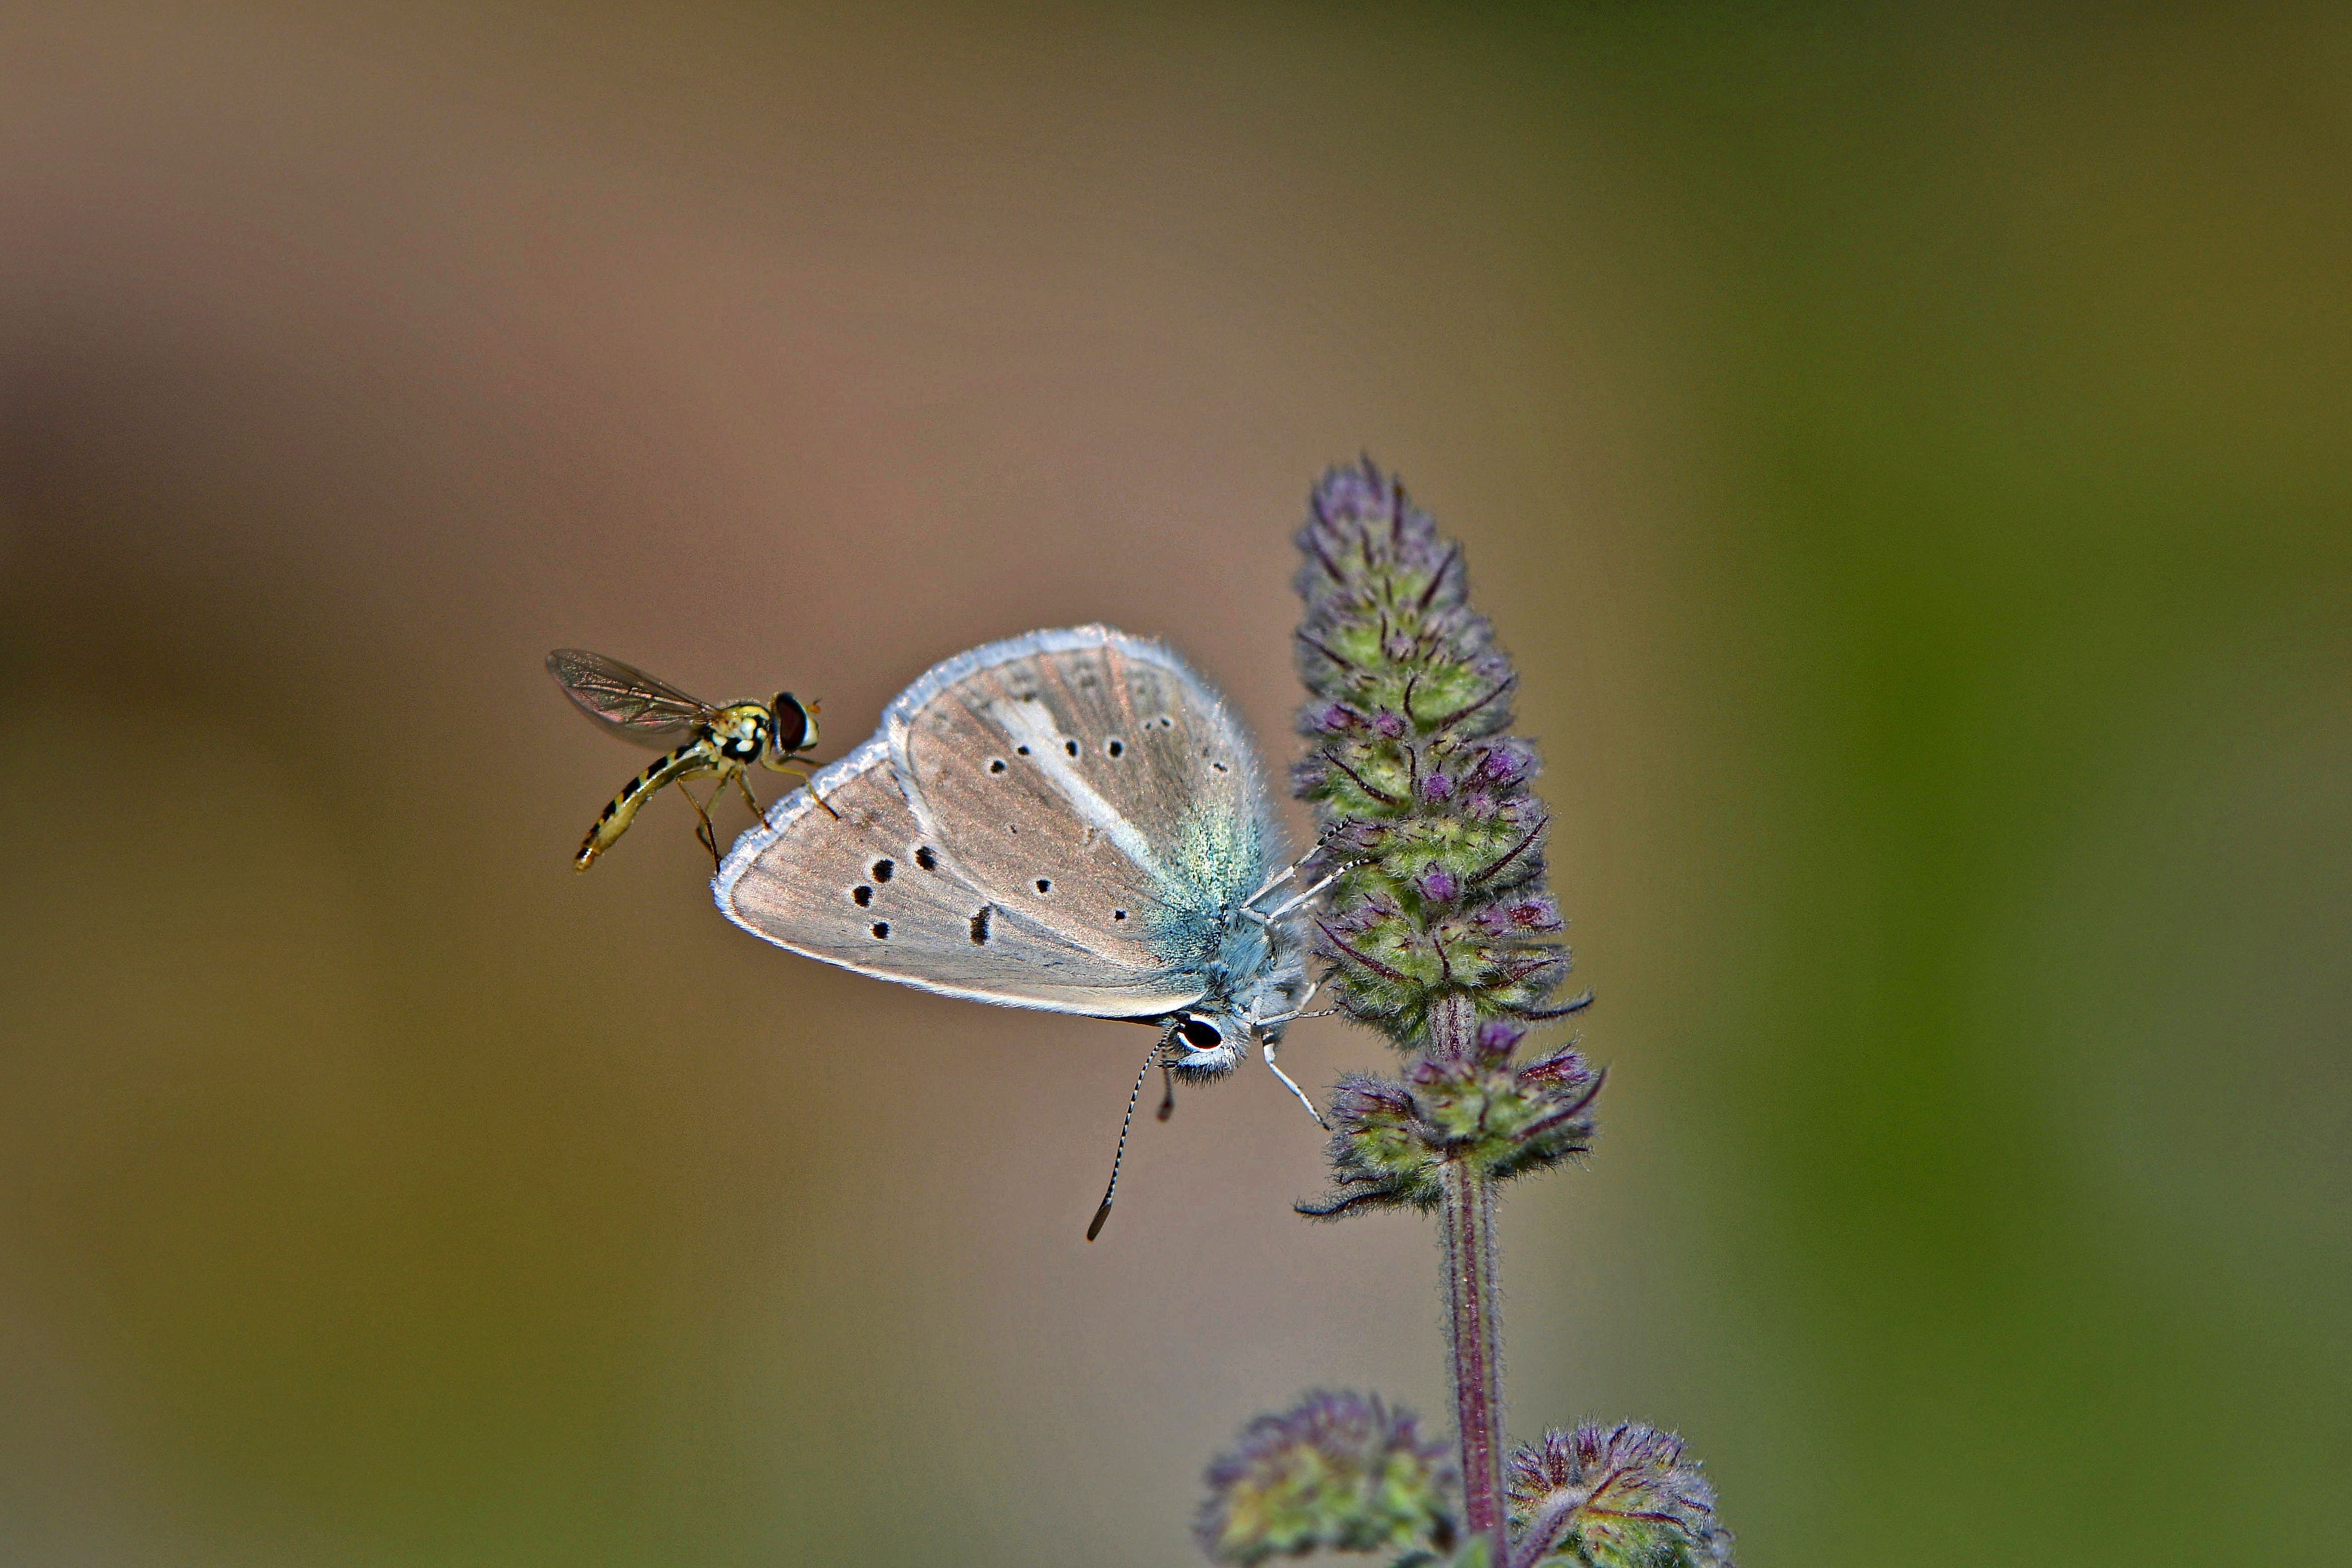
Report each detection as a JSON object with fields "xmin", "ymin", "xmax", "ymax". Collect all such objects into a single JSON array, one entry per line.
[
  {"xmin": 1515, "ymin": 1047, "xmax": 1594, "ymax": 1091},
  {"xmin": 1418, "ymin": 867, "xmax": 1459, "ymax": 903},
  {"xmin": 1480, "ymin": 743, "xmax": 1531, "ymax": 786},
  {"xmin": 1372, "ymin": 710, "xmax": 1407, "ymax": 739},
  {"xmin": 1476, "ymin": 1020, "xmax": 1526, "ymax": 1055},
  {"xmin": 1312, "ymin": 702, "xmax": 1363, "ymax": 734},
  {"xmin": 1313, "ymin": 461, "xmax": 1389, "ymax": 523},
  {"xmin": 1422, "ymin": 772, "xmax": 1453, "ymax": 802},
  {"xmin": 1333, "ymin": 1074, "xmax": 1417, "ymax": 1118},
  {"xmin": 1508, "ymin": 897, "xmax": 1562, "ymax": 931},
  {"xmin": 1462, "ymin": 789, "xmax": 1498, "ymax": 819}
]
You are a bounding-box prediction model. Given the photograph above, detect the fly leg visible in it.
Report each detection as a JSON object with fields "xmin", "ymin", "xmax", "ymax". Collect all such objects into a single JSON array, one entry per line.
[
  {"xmin": 772, "ymin": 762, "xmax": 840, "ymax": 820},
  {"xmin": 678, "ymin": 781, "xmax": 723, "ymax": 872},
  {"xmin": 732, "ymin": 770, "xmax": 765, "ymax": 823}
]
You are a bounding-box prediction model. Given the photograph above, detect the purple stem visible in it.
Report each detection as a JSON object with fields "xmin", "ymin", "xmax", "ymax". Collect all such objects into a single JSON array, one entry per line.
[{"xmin": 1428, "ymin": 992, "xmax": 1506, "ymax": 1556}]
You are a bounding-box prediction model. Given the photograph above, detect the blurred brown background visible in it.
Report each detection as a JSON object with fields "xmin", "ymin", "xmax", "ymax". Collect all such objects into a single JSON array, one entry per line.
[{"xmin": 3, "ymin": 5, "xmax": 2346, "ymax": 1565}]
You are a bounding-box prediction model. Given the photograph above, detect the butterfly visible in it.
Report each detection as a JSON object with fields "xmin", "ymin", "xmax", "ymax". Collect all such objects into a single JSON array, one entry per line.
[{"xmin": 711, "ymin": 625, "xmax": 1334, "ymax": 1236}]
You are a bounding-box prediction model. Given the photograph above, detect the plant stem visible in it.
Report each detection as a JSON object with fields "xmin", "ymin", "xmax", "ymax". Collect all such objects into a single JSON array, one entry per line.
[
  {"xmin": 1430, "ymin": 992, "xmax": 1507, "ymax": 1555},
  {"xmin": 1441, "ymin": 1162, "xmax": 1504, "ymax": 1552}
]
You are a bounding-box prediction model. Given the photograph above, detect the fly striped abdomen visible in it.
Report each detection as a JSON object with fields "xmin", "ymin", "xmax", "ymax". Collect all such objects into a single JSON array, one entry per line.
[{"xmin": 575, "ymin": 740, "xmax": 713, "ymax": 870}]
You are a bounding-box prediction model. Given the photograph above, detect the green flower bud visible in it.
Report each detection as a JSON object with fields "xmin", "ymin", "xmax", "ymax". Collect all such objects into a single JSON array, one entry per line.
[
  {"xmin": 1505, "ymin": 1424, "xmax": 1735, "ymax": 1568},
  {"xmin": 1297, "ymin": 1048, "xmax": 1601, "ymax": 1218},
  {"xmin": 1292, "ymin": 458, "xmax": 1586, "ymax": 1046},
  {"xmin": 1198, "ymin": 1391, "xmax": 1458, "ymax": 1564}
]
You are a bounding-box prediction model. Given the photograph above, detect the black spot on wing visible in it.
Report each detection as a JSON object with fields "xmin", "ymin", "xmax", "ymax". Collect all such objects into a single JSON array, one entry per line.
[
  {"xmin": 969, "ymin": 906, "xmax": 992, "ymax": 944},
  {"xmin": 1063, "ymin": 738, "xmax": 1078, "ymax": 757},
  {"xmin": 1107, "ymin": 738, "xmax": 1124, "ymax": 757},
  {"xmin": 871, "ymin": 858, "xmax": 895, "ymax": 882},
  {"xmin": 989, "ymin": 758, "xmax": 1008, "ymax": 773},
  {"xmin": 852, "ymin": 885, "xmax": 873, "ymax": 907},
  {"xmin": 871, "ymin": 921, "xmax": 890, "ymax": 939},
  {"xmin": 1034, "ymin": 878, "xmax": 1052, "ymax": 894},
  {"xmin": 914, "ymin": 845, "xmax": 937, "ymax": 871}
]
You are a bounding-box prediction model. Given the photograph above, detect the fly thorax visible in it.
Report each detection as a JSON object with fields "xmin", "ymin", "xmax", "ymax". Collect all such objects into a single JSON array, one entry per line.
[{"xmin": 710, "ymin": 705, "xmax": 768, "ymax": 763}]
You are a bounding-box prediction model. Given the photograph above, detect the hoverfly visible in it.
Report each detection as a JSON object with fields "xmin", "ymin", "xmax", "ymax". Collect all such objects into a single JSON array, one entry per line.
[{"xmin": 547, "ymin": 649, "xmax": 834, "ymax": 872}]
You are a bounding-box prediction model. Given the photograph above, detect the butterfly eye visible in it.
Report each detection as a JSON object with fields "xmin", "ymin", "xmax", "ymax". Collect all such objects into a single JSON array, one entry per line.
[{"xmin": 1178, "ymin": 1018, "xmax": 1222, "ymax": 1052}]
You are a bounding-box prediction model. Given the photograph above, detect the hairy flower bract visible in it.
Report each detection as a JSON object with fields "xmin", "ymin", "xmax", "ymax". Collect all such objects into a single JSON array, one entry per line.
[{"xmin": 1197, "ymin": 1391, "xmax": 1457, "ymax": 1565}]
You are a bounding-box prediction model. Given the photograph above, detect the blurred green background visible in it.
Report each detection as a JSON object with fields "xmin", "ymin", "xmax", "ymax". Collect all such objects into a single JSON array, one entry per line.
[{"xmin": 3, "ymin": 5, "xmax": 2345, "ymax": 1564}]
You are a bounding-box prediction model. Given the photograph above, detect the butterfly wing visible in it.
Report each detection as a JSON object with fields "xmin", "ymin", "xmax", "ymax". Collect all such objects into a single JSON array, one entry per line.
[
  {"xmin": 883, "ymin": 626, "xmax": 1281, "ymax": 983},
  {"xmin": 713, "ymin": 735, "xmax": 1209, "ymax": 1016},
  {"xmin": 547, "ymin": 649, "xmax": 714, "ymax": 742}
]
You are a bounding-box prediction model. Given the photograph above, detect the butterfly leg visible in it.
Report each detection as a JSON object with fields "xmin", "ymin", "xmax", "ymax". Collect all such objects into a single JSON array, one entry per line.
[
  {"xmin": 1241, "ymin": 861, "xmax": 1302, "ymax": 909},
  {"xmin": 1262, "ymin": 870, "xmax": 1342, "ymax": 922},
  {"xmin": 1253, "ymin": 983, "xmax": 1336, "ymax": 1126},
  {"xmin": 1239, "ymin": 825, "xmax": 1358, "ymax": 911},
  {"xmin": 1251, "ymin": 978, "xmax": 1324, "ymax": 1028},
  {"xmin": 1263, "ymin": 1036, "xmax": 1328, "ymax": 1129},
  {"xmin": 1241, "ymin": 867, "xmax": 1346, "ymax": 926}
]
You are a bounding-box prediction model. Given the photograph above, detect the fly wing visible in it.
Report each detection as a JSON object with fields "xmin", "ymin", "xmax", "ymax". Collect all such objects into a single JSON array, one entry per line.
[
  {"xmin": 714, "ymin": 735, "xmax": 1207, "ymax": 1017},
  {"xmin": 883, "ymin": 626, "xmax": 1280, "ymax": 982},
  {"xmin": 547, "ymin": 649, "xmax": 713, "ymax": 742}
]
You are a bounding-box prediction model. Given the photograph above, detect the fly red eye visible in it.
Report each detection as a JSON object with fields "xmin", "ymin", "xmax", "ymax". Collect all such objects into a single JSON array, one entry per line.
[
  {"xmin": 769, "ymin": 693, "xmax": 810, "ymax": 753},
  {"xmin": 1178, "ymin": 1018, "xmax": 1222, "ymax": 1051}
]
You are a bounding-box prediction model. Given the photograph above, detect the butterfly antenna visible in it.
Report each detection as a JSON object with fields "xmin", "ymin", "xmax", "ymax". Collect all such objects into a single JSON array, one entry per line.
[{"xmin": 1088, "ymin": 1024, "xmax": 1176, "ymax": 1241}]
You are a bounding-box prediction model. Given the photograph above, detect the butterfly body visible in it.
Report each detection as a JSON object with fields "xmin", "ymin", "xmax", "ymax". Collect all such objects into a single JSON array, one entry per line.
[{"xmin": 714, "ymin": 626, "xmax": 1311, "ymax": 1079}]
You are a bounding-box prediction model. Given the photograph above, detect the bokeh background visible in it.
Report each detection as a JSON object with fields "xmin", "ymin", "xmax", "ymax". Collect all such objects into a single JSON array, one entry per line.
[{"xmin": 3, "ymin": 5, "xmax": 2346, "ymax": 1564}]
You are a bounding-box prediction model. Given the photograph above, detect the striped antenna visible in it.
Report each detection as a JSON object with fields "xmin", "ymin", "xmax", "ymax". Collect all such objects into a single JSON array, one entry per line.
[{"xmin": 1087, "ymin": 1022, "xmax": 1179, "ymax": 1241}]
